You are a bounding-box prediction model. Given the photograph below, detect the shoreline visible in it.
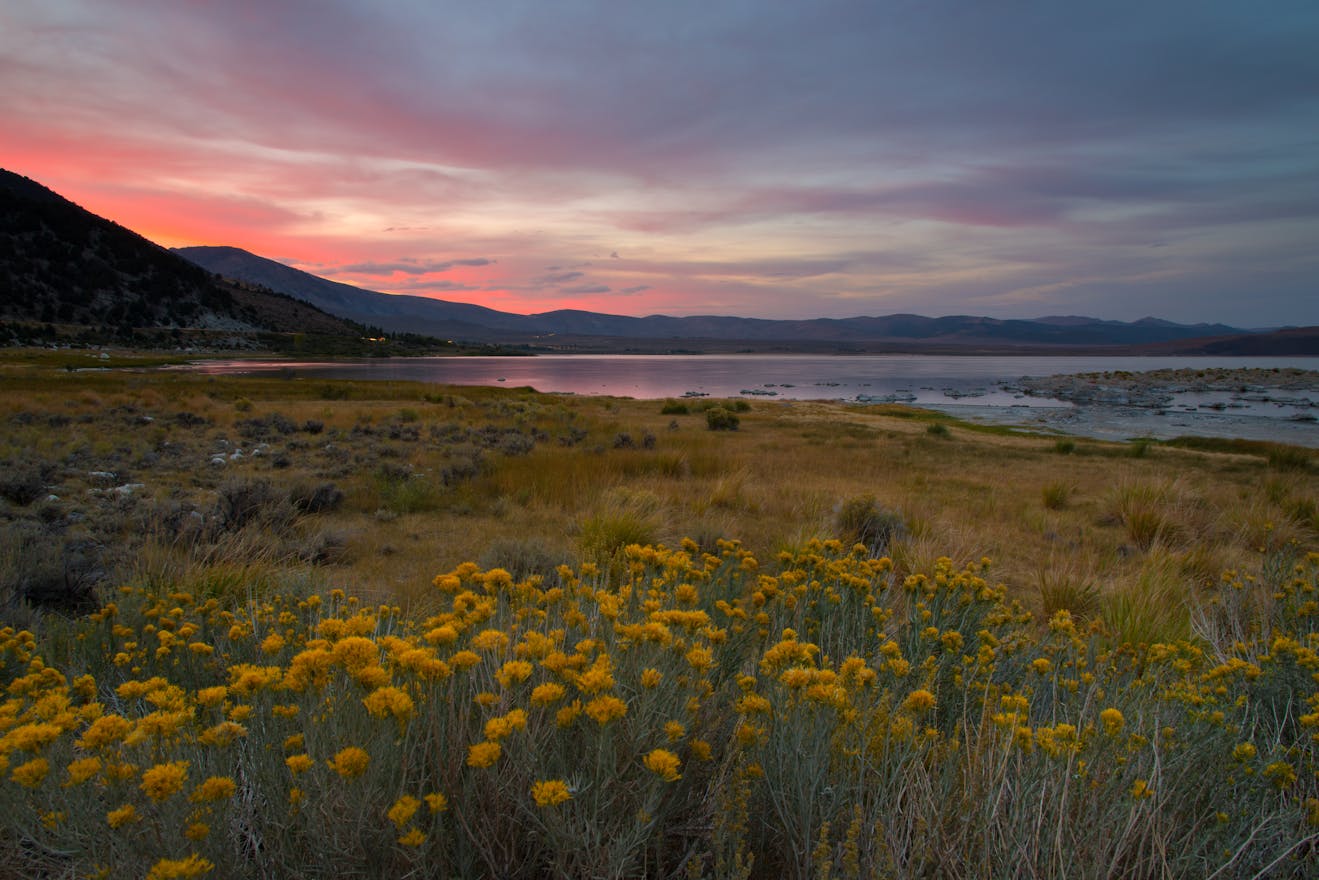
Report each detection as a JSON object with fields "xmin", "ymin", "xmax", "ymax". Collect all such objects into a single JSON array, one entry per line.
[
  {"xmin": 931, "ymin": 367, "xmax": 1319, "ymax": 447},
  {"xmin": 926, "ymin": 401, "xmax": 1319, "ymax": 448}
]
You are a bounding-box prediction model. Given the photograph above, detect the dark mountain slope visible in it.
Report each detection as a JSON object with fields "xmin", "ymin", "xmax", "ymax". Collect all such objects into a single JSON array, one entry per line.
[{"xmin": 0, "ymin": 169, "xmax": 358, "ymax": 337}]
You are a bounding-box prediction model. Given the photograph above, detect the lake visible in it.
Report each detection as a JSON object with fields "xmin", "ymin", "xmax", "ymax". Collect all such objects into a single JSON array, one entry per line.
[{"xmin": 182, "ymin": 354, "xmax": 1319, "ymax": 445}]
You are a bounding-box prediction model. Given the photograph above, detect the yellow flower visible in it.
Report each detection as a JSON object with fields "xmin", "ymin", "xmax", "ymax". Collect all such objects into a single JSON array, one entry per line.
[
  {"xmin": 196, "ymin": 686, "xmax": 227, "ymax": 707},
  {"xmin": 735, "ymin": 693, "xmax": 772, "ymax": 715},
  {"xmin": 665, "ymin": 720, "xmax": 686, "ymax": 742},
  {"xmin": 145, "ymin": 854, "xmax": 213, "ymax": 879},
  {"xmin": 1130, "ymin": 779, "xmax": 1154, "ymax": 800},
  {"xmin": 11, "ymin": 757, "xmax": 49, "ymax": 788},
  {"xmin": 575, "ymin": 657, "xmax": 615, "ymax": 694},
  {"xmin": 450, "ymin": 650, "xmax": 482, "ymax": 670},
  {"xmin": 286, "ymin": 754, "xmax": 314, "ymax": 775},
  {"xmin": 2, "ymin": 721, "xmax": 63, "ymax": 753},
  {"xmin": 425, "ymin": 792, "xmax": 448, "ymax": 813},
  {"xmin": 484, "ymin": 709, "xmax": 528, "ymax": 741},
  {"xmin": 531, "ymin": 779, "xmax": 573, "ymax": 807},
  {"xmin": 467, "ymin": 741, "xmax": 502, "ymax": 768},
  {"xmin": 398, "ymin": 828, "xmax": 426, "ymax": 847},
  {"xmin": 425, "ymin": 624, "xmax": 459, "ymax": 645},
  {"xmin": 639, "ymin": 668, "xmax": 663, "ymax": 689},
  {"xmin": 496, "ymin": 660, "xmax": 534, "ymax": 688},
  {"xmin": 141, "ymin": 761, "xmax": 189, "ymax": 801},
  {"xmin": 1232, "ymin": 742, "xmax": 1257, "ymax": 762},
  {"xmin": 329, "ymin": 746, "xmax": 370, "ymax": 779},
  {"xmin": 102, "ymin": 760, "xmax": 138, "ymax": 782},
  {"xmin": 260, "ymin": 633, "xmax": 286, "ymax": 655},
  {"xmin": 471, "ymin": 629, "xmax": 510, "ymax": 652},
  {"xmin": 331, "ymin": 636, "xmax": 379, "ymax": 671},
  {"xmin": 1031, "ymin": 658, "xmax": 1052, "ymax": 675},
  {"xmin": 396, "ymin": 648, "xmax": 451, "ymax": 681},
  {"xmin": 530, "ymin": 683, "xmax": 566, "ymax": 706},
  {"xmin": 106, "ymin": 804, "xmax": 138, "ymax": 829},
  {"xmin": 388, "ymin": 795, "xmax": 421, "ymax": 827},
  {"xmin": 902, "ymin": 689, "xmax": 936, "ymax": 714},
  {"xmin": 685, "ymin": 645, "xmax": 713, "ymax": 672},
  {"xmin": 363, "ymin": 686, "xmax": 415, "ymax": 724},
  {"xmin": 556, "ymin": 700, "xmax": 583, "ymax": 728},
  {"xmin": 1100, "ymin": 708, "xmax": 1124, "ymax": 736},
  {"xmin": 184, "ymin": 822, "xmax": 209, "ymax": 841},
  {"xmin": 77, "ymin": 714, "xmax": 133, "ymax": 750},
  {"xmin": 584, "ymin": 695, "xmax": 627, "ymax": 725},
  {"xmin": 643, "ymin": 748, "xmax": 682, "ymax": 782},
  {"xmin": 1264, "ymin": 761, "xmax": 1297, "ymax": 789},
  {"xmin": 354, "ymin": 665, "xmax": 390, "ymax": 689},
  {"xmin": 690, "ymin": 739, "xmax": 713, "ymax": 762},
  {"xmin": 190, "ymin": 776, "xmax": 237, "ymax": 803},
  {"xmin": 65, "ymin": 757, "xmax": 101, "ymax": 786},
  {"xmin": 198, "ymin": 721, "xmax": 247, "ymax": 747}
]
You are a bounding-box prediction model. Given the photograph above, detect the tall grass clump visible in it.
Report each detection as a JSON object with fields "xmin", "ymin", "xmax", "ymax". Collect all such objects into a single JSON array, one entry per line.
[
  {"xmin": 1267, "ymin": 447, "xmax": 1312, "ymax": 473},
  {"xmin": 1035, "ymin": 567, "xmax": 1100, "ymax": 621},
  {"xmin": 576, "ymin": 513, "xmax": 657, "ymax": 575},
  {"xmin": 1112, "ymin": 481, "xmax": 1182, "ymax": 551},
  {"xmin": 659, "ymin": 400, "xmax": 690, "ymax": 415},
  {"xmin": 705, "ymin": 407, "xmax": 740, "ymax": 431},
  {"xmin": 373, "ymin": 465, "xmax": 443, "ymax": 515},
  {"xmin": 1100, "ymin": 553, "xmax": 1194, "ymax": 646},
  {"xmin": 833, "ymin": 495, "xmax": 905, "ymax": 557},
  {"xmin": 1, "ymin": 541, "xmax": 1316, "ymax": 878},
  {"xmin": 1040, "ymin": 481, "xmax": 1072, "ymax": 510}
]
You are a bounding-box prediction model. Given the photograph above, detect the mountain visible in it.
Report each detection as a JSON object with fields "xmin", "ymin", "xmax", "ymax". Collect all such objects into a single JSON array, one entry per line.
[
  {"xmin": 0, "ymin": 169, "xmax": 362, "ymax": 341},
  {"xmin": 177, "ymin": 246, "xmax": 1255, "ymax": 350},
  {"xmin": 172, "ymin": 245, "xmax": 537, "ymax": 339},
  {"xmin": 2, "ymin": 167, "xmax": 1284, "ymax": 353}
]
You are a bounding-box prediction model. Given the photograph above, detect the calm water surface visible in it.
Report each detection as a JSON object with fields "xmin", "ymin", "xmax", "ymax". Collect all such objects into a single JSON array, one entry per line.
[{"xmin": 185, "ymin": 354, "xmax": 1318, "ymax": 406}]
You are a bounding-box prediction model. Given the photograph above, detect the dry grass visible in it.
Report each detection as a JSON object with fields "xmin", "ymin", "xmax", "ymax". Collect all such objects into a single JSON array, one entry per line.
[{"xmin": 1, "ymin": 351, "xmax": 1315, "ymax": 633}]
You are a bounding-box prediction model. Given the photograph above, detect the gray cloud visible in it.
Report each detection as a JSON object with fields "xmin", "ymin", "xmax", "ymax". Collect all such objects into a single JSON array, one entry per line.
[
  {"xmin": 533, "ymin": 270, "xmax": 584, "ymax": 285},
  {"xmin": 380, "ymin": 278, "xmax": 483, "ymax": 293},
  {"xmin": 560, "ymin": 284, "xmax": 611, "ymax": 295},
  {"xmin": 338, "ymin": 258, "xmax": 493, "ymax": 275}
]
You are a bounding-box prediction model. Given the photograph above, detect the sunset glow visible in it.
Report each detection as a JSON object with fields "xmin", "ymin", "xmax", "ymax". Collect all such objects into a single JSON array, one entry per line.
[{"xmin": 2, "ymin": 0, "xmax": 1316, "ymax": 325}]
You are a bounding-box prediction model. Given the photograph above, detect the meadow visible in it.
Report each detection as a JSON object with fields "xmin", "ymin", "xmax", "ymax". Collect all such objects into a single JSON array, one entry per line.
[{"xmin": 0, "ymin": 352, "xmax": 1316, "ymax": 878}]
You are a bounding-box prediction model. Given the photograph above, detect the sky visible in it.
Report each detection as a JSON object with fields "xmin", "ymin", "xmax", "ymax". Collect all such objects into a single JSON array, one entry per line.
[{"xmin": 2, "ymin": 0, "xmax": 1317, "ymax": 327}]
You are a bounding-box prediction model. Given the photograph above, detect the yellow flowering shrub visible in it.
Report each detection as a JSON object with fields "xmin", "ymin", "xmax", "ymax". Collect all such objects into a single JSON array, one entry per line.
[
  {"xmin": 328, "ymin": 746, "xmax": 369, "ymax": 779},
  {"xmin": 531, "ymin": 779, "xmax": 572, "ymax": 806},
  {"xmin": 145, "ymin": 854, "xmax": 213, "ymax": 879},
  {"xmin": 467, "ymin": 740, "xmax": 502, "ymax": 768},
  {"xmin": 140, "ymin": 761, "xmax": 188, "ymax": 801},
  {"xmin": 643, "ymin": 749, "xmax": 682, "ymax": 782},
  {"xmin": 582, "ymin": 695, "xmax": 626, "ymax": 725},
  {"xmin": 1100, "ymin": 708, "xmax": 1125, "ymax": 736},
  {"xmin": 0, "ymin": 545, "xmax": 1313, "ymax": 878},
  {"xmin": 362, "ymin": 685, "xmax": 415, "ymax": 724},
  {"xmin": 387, "ymin": 795, "xmax": 421, "ymax": 827},
  {"xmin": 189, "ymin": 776, "xmax": 236, "ymax": 802}
]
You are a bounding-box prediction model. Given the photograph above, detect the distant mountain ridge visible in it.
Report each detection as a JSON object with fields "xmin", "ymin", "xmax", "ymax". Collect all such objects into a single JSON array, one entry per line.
[{"xmin": 175, "ymin": 246, "xmax": 1254, "ymax": 349}]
